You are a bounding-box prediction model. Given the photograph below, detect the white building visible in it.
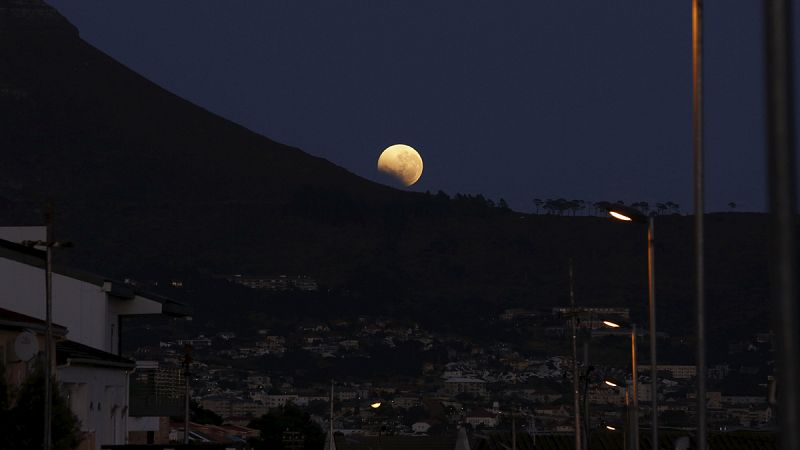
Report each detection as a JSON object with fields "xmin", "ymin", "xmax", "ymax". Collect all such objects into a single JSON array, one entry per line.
[
  {"xmin": 58, "ymin": 340, "xmax": 136, "ymax": 449},
  {"xmin": 266, "ymin": 393, "xmax": 299, "ymax": 409},
  {"xmin": 0, "ymin": 235, "xmax": 190, "ymax": 354},
  {"xmin": 0, "ymin": 232, "xmax": 190, "ymax": 449},
  {"xmin": 443, "ymin": 377, "xmax": 487, "ymax": 397},
  {"xmin": 412, "ymin": 421, "xmax": 432, "ymax": 433},
  {"xmin": 464, "ymin": 408, "xmax": 498, "ymax": 428}
]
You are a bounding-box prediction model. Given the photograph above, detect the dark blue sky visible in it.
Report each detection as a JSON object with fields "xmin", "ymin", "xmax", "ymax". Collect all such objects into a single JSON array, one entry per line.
[{"xmin": 47, "ymin": 1, "xmax": 793, "ymax": 212}]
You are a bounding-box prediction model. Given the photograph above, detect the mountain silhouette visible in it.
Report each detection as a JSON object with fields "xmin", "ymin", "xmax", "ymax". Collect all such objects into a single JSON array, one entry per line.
[{"xmin": 0, "ymin": 1, "xmax": 774, "ymax": 343}]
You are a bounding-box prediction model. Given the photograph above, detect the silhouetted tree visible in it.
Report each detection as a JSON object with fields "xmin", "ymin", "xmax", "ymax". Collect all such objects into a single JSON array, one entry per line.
[
  {"xmin": 190, "ymin": 400, "xmax": 223, "ymax": 425},
  {"xmin": 565, "ymin": 200, "xmax": 582, "ymax": 216},
  {"xmin": 593, "ymin": 201, "xmax": 611, "ymax": 216},
  {"xmin": 665, "ymin": 201, "xmax": 680, "ymax": 214},
  {"xmin": 655, "ymin": 203, "xmax": 667, "ymax": 215},
  {"xmin": 633, "ymin": 201, "xmax": 650, "ymax": 214},
  {"xmin": 0, "ymin": 361, "xmax": 82, "ymax": 450},
  {"xmin": 728, "ymin": 202, "xmax": 737, "ymax": 210},
  {"xmin": 248, "ymin": 405, "xmax": 325, "ymax": 450},
  {"xmin": 533, "ymin": 198, "xmax": 543, "ymax": 214},
  {"xmin": 543, "ymin": 198, "xmax": 554, "ymax": 215}
]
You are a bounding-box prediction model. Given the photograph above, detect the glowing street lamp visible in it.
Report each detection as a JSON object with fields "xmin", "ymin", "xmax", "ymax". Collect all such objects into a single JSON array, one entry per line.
[
  {"xmin": 606, "ymin": 425, "xmax": 617, "ymax": 431},
  {"xmin": 604, "ymin": 204, "xmax": 658, "ymax": 448},
  {"xmin": 602, "ymin": 321, "xmax": 640, "ymax": 450},
  {"xmin": 609, "ymin": 211, "xmax": 634, "ymax": 222},
  {"xmin": 370, "ymin": 402, "xmax": 382, "ymax": 409}
]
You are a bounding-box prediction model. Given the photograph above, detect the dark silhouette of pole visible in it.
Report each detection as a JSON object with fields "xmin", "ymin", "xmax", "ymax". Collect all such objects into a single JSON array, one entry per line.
[
  {"xmin": 646, "ymin": 217, "xmax": 658, "ymax": 449},
  {"xmin": 582, "ymin": 342, "xmax": 591, "ymax": 450},
  {"xmin": 44, "ymin": 208, "xmax": 54, "ymax": 450},
  {"xmin": 183, "ymin": 344, "xmax": 192, "ymax": 444},
  {"xmin": 631, "ymin": 324, "xmax": 639, "ymax": 450},
  {"xmin": 512, "ymin": 408, "xmax": 517, "ymax": 450},
  {"xmin": 764, "ymin": 1, "xmax": 798, "ymax": 449},
  {"xmin": 23, "ymin": 205, "xmax": 72, "ymax": 450},
  {"xmin": 691, "ymin": 0, "xmax": 707, "ymax": 448},
  {"xmin": 569, "ymin": 260, "xmax": 581, "ymax": 450}
]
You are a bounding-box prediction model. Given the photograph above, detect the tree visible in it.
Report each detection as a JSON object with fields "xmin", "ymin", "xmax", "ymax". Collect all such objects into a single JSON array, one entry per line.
[
  {"xmin": 593, "ymin": 201, "xmax": 611, "ymax": 216},
  {"xmin": 0, "ymin": 361, "xmax": 82, "ymax": 450},
  {"xmin": 632, "ymin": 201, "xmax": 649, "ymax": 214},
  {"xmin": 532, "ymin": 198, "xmax": 543, "ymax": 214},
  {"xmin": 665, "ymin": 201, "xmax": 680, "ymax": 214},
  {"xmin": 191, "ymin": 400, "xmax": 223, "ymax": 425},
  {"xmin": 728, "ymin": 202, "xmax": 737, "ymax": 210},
  {"xmin": 248, "ymin": 405, "xmax": 325, "ymax": 450},
  {"xmin": 498, "ymin": 198, "xmax": 510, "ymax": 211},
  {"xmin": 401, "ymin": 405, "xmax": 428, "ymax": 427}
]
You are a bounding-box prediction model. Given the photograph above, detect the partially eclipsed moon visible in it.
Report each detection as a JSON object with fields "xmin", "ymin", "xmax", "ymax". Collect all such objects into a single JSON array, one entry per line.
[{"xmin": 377, "ymin": 144, "xmax": 423, "ymax": 187}]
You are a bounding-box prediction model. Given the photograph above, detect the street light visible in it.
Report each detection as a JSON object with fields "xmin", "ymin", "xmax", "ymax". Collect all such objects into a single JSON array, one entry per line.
[
  {"xmin": 602, "ymin": 321, "xmax": 639, "ymax": 450},
  {"xmin": 604, "ymin": 378, "xmax": 634, "ymax": 450},
  {"xmin": 604, "ymin": 204, "xmax": 658, "ymax": 449},
  {"xmin": 369, "ymin": 401, "xmax": 384, "ymax": 450}
]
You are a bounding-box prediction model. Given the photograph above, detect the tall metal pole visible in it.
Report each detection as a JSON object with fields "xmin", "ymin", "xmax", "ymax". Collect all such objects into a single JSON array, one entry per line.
[
  {"xmin": 691, "ymin": 0, "xmax": 707, "ymax": 448},
  {"xmin": 624, "ymin": 383, "xmax": 630, "ymax": 450},
  {"xmin": 512, "ymin": 409, "xmax": 517, "ymax": 450},
  {"xmin": 582, "ymin": 341, "xmax": 590, "ymax": 450},
  {"xmin": 44, "ymin": 206, "xmax": 53, "ymax": 450},
  {"xmin": 329, "ymin": 379, "xmax": 336, "ymax": 450},
  {"xmin": 631, "ymin": 324, "xmax": 639, "ymax": 450},
  {"xmin": 183, "ymin": 344, "xmax": 191, "ymax": 444},
  {"xmin": 646, "ymin": 217, "xmax": 657, "ymax": 449},
  {"xmin": 570, "ymin": 260, "xmax": 581, "ymax": 450},
  {"xmin": 764, "ymin": 1, "xmax": 798, "ymax": 449}
]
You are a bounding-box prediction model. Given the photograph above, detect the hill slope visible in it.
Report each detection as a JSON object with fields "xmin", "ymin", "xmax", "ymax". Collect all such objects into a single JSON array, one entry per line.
[{"xmin": 0, "ymin": 1, "xmax": 774, "ymax": 341}]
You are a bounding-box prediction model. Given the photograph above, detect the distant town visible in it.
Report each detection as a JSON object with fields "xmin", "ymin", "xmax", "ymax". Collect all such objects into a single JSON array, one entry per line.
[{"xmin": 128, "ymin": 298, "xmax": 775, "ymax": 442}]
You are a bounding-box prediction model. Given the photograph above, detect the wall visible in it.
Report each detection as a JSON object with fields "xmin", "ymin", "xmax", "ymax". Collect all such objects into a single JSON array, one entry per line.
[
  {"xmin": 59, "ymin": 364, "xmax": 129, "ymax": 450},
  {"xmin": 0, "ymin": 258, "xmax": 110, "ymax": 352}
]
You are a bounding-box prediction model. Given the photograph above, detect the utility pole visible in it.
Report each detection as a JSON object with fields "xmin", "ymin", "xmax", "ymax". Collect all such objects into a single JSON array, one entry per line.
[
  {"xmin": 764, "ymin": 1, "xmax": 798, "ymax": 450},
  {"xmin": 631, "ymin": 324, "xmax": 639, "ymax": 450},
  {"xmin": 511, "ymin": 408, "xmax": 516, "ymax": 450},
  {"xmin": 183, "ymin": 344, "xmax": 192, "ymax": 444},
  {"xmin": 569, "ymin": 260, "xmax": 581, "ymax": 450},
  {"xmin": 692, "ymin": 0, "xmax": 707, "ymax": 448},
  {"xmin": 326, "ymin": 379, "xmax": 336, "ymax": 450},
  {"xmin": 23, "ymin": 204, "xmax": 71, "ymax": 450}
]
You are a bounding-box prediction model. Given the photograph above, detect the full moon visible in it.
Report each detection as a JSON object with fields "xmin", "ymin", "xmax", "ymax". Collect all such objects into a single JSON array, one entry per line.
[{"xmin": 377, "ymin": 144, "xmax": 424, "ymax": 187}]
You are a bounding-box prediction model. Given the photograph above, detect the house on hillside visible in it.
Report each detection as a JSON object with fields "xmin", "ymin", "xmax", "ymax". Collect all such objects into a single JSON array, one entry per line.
[
  {"xmin": 444, "ymin": 377, "xmax": 487, "ymax": 398},
  {"xmin": 465, "ymin": 408, "xmax": 498, "ymax": 428}
]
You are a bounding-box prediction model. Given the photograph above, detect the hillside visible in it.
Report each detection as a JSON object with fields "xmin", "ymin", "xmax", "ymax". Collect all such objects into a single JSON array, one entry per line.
[{"xmin": 0, "ymin": 1, "xmax": 774, "ymax": 341}]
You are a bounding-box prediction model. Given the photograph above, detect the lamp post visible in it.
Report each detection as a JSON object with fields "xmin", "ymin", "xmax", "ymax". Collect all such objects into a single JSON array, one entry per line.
[
  {"xmin": 604, "ymin": 205, "xmax": 657, "ymax": 448},
  {"xmin": 370, "ymin": 401, "xmax": 383, "ymax": 450},
  {"xmin": 603, "ymin": 381, "xmax": 629, "ymax": 450},
  {"xmin": 22, "ymin": 204, "xmax": 72, "ymax": 450},
  {"xmin": 763, "ymin": 2, "xmax": 798, "ymax": 450},
  {"xmin": 603, "ymin": 321, "xmax": 639, "ymax": 450}
]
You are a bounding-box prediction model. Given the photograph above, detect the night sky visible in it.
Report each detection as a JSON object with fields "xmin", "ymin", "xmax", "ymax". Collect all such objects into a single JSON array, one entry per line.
[{"xmin": 46, "ymin": 0, "xmax": 798, "ymax": 212}]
